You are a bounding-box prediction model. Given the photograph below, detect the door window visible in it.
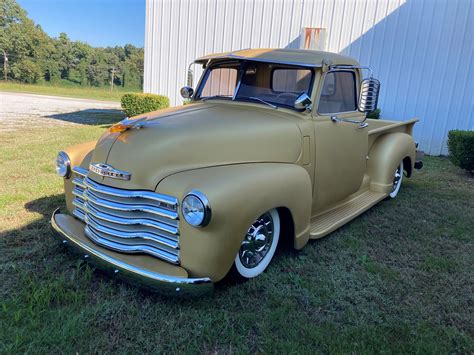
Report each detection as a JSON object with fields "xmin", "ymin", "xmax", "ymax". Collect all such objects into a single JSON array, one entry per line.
[{"xmin": 318, "ymin": 71, "xmax": 357, "ymax": 114}]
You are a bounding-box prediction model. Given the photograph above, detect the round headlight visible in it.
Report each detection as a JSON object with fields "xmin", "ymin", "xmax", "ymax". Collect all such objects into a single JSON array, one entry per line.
[
  {"xmin": 181, "ymin": 191, "xmax": 211, "ymax": 227},
  {"xmin": 55, "ymin": 151, "xmax": 71, "ymax": 178}
]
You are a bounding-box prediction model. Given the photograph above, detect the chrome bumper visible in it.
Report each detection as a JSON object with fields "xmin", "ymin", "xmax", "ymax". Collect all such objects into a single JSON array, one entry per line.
[{"xmin": 51, "ymin": 208, "xmax": 213, "ymax": 296}]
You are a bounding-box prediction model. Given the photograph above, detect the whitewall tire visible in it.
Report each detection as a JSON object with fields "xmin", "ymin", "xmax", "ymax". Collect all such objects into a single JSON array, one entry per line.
[
  {"xmin": 389, "ymin": 161, "xmax": 404, "ymax": 198},
  {"xmin": 234, "ymin": 208, "xmax": 280, "ymax": 279}
]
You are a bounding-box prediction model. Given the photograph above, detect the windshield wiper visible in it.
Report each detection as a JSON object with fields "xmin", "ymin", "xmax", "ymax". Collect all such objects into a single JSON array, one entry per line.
[{"xmin": 237, "ymin": 96, "xmax": 278, "ymax": 109}]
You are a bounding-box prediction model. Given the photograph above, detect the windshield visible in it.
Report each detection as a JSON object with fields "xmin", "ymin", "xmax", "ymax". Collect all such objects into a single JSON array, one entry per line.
[{"xmin": 195, "ymin": 60, "xmax": 314, "ymax": 110}]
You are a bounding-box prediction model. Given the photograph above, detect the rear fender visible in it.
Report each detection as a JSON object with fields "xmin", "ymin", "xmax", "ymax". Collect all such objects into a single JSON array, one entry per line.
[
  {"xmin": 157, "ymin": 163, "xmax": 312, "ymax": 281},
  {"xmin": 367, "ymin": 133, "xmax": 416, "ymax": 193}
]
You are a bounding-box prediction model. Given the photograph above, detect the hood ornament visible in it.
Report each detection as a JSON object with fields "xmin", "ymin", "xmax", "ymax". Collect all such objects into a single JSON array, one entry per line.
[
  {"xmin": 89, "ymin": 163, "xmax": 131, "ymax": 181},
  {"xmin": 110, "ymin": 116, "xmax": 148, "ymax": 133}
]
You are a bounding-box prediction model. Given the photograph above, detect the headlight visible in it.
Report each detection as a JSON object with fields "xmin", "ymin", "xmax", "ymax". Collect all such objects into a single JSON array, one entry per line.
[
  {"xmin": 55, "ymin": 151, "xmax": 71, "ymax": 178},
  {"xmin": 181, "ymin": 190, "xmax": 211, "ymax": 227}
]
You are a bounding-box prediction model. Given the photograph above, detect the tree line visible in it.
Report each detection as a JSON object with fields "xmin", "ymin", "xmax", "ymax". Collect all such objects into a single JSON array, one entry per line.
[{"xmin": 0, "ymin": 0, "xmax": 144, "ymax": 89}]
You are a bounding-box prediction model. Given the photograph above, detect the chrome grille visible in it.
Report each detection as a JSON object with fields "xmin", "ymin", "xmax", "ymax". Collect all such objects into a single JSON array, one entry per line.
[{"xmin": 71, "ymin": 167, "xmax": 180, "ymax": 264}]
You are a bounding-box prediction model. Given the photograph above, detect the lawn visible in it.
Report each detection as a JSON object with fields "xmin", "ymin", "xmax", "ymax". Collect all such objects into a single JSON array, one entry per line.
[
  {"xmin": 0, "ymin": 114, "xmax": 473, "ymax": 353},
  {"xmin": 0, "ymin": 81, "xmax": 139, "ymax": 102}
]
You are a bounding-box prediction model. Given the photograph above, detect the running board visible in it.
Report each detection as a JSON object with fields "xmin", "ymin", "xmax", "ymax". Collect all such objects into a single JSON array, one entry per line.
[{"xmin": 310, "ymin": 190, "xmax": 386, "ymax": 239}]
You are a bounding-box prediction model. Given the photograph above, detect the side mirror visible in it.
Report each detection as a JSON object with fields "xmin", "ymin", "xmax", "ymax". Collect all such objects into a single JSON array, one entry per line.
[
  {"xmin": 180, "ymin": 86, "xmax": 194, "ymax": 99},
  {"xmin": 358, "ymin": 78, "xmax": 380, "ymax": 113},
  {"xmin": 294, "ymin": 93, "xmax": 312, "ymax": 111},
  {"xmin": 187, "ymin": 67, "xmax": 194, "ymax": 87}
]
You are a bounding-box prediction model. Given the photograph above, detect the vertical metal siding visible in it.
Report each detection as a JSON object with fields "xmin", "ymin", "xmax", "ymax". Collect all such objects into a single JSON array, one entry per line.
[{"xmin": 144, "ymin": 0, "xmax": 473, "ymax": 155}]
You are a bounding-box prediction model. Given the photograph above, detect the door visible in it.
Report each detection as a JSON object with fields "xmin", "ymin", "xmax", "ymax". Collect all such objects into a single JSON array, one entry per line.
[{"xmin": 312, "ymin": 70, "xmax": 368, "ymax": 213}]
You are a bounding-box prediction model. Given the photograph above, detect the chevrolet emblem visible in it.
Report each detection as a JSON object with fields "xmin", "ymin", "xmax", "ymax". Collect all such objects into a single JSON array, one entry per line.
[{"xmin": 89, "ymin": 163, "xmax": 131, "ymax": 181}]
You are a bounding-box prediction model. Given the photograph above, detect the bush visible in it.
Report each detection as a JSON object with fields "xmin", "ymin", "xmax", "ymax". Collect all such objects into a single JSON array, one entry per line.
[
  {"xmin": 367, "ymin": 108, "xmax": 381, "ymax": 119},
  {"xmin": 121, "ymin": 93, "xmax": 170, "ymax": 117},
  {"xmin": 447, "ymin": 130, "xmax": 474, "ymax": 173}
]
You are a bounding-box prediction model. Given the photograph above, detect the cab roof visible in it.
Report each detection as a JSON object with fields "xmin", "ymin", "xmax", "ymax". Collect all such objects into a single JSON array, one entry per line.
[{"xmin": 195, "ymin": 48, "xmax": 359, "ymax": 68}]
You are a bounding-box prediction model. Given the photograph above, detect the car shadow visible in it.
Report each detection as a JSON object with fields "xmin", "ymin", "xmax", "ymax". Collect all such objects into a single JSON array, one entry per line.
[
  {"xmin": 1, "ymin": 194, "xmax": 65, "ymax": 242},
  {"xmin": 46, "ymin": 109, "xmax": 125, "ymax": 127},
  {"xmin": 0, "ymin": 194, "xmax": 68, "ymax": 294}
]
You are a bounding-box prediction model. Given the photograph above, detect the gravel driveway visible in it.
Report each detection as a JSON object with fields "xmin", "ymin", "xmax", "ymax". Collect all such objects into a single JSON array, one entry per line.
[{"xmin": 0, "ymin": 92, "xmax": 122, "ymax": 132}]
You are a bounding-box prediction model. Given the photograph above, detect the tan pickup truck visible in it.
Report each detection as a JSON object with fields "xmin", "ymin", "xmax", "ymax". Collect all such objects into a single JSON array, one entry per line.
[{"xmin": 51, "ymin": 49, "xmax": 423, "ymax": 296}]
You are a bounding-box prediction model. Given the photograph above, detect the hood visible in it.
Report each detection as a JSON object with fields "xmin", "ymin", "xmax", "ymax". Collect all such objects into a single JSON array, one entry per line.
[{"xmin": 89, "ymin": 103, "xmax": 302, "ymax": 190}]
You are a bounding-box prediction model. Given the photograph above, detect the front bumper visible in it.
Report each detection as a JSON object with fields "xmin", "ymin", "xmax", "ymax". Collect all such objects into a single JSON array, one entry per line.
[{"xmin": 51, "ymin": 208, "xmax": 213, "ymax": 296}]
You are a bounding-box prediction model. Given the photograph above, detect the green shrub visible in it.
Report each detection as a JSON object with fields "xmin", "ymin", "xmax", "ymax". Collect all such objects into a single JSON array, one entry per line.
[
  {"xmin": 367, "ymin": 108, "xmax": 381, "ymax": 119},
  {"xmin": 447, "ymin": 130, "xmax": 474, "ymax": 173},
  {"xmin": 120, "ymin": 93, "xmax": 170, "ymax": 117}
]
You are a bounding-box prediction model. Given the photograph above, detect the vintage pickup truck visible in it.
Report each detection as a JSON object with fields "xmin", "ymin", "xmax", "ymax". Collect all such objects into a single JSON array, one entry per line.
[{"xmin": 52, "ymin": 49, "xmax": 423, "ymax": 296}]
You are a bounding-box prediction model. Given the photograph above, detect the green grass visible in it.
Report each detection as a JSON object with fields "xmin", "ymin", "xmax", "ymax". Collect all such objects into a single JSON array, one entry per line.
[
  {"xmin": 0, "ymin": 81, "xmax": 140, "ymax": 102},
  {"xmin": 0, "ymin": 117, "xmax": 473, "ymax": 353}
]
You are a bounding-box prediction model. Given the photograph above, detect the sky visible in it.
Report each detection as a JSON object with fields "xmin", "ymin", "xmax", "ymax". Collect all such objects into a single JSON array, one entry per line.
[{"xmin": 17, "ymin": 0, "xmax": 145, "ymax": 47}]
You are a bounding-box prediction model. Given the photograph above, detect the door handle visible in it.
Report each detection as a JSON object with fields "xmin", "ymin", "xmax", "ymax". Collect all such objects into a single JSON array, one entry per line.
[{"xmin": 331, "ymin": 116, "xmax": 369, "ymax": 129}]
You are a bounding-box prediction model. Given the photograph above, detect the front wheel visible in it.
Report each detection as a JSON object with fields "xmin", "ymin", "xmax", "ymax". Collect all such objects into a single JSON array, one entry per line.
[
  {"xmin": 389, "ymin": 161, "xmax": 404, "ymax": 198},
  {"xmin": 233, "ymin": 209, "xmax": 280, "ymax": 279}
]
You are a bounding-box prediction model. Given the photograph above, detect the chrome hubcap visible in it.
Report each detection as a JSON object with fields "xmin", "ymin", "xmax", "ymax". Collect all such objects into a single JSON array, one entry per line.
[
  {"xmin": 239, "ymin": 212, "xmax": 274, "ymax": 268},
  {"xmin": 392, "ymin": 166, "xmax": 402, "ymax": 193}
]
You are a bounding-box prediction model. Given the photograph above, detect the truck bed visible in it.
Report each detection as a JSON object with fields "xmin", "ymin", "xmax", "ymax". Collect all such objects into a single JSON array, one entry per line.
[{"xmin": 367, "ymin": 118, "xmax": 418, "ymax": 149}]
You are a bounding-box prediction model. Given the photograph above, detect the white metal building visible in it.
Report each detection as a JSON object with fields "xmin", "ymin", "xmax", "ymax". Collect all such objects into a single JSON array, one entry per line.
[{"xmin": 144, "ymin": 0, "xmax": 473, "ymax": 155}]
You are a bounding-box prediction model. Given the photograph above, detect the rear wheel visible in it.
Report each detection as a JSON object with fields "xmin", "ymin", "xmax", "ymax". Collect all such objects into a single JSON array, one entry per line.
[
  {"xmin": 389, "ymin": 161, "xmax": 404, "ymax": 198},
  {"xmin": 233, "ymin": 208, "xmax": 280, "ymax": 279}
]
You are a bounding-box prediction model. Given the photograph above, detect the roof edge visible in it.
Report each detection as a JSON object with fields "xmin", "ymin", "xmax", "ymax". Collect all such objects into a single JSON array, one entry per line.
[{"xmin": 194, "ymin": 48, "xmax": 359, "ymax": 68}]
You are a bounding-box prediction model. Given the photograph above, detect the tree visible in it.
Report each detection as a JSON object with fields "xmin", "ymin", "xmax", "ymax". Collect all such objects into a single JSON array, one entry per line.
[
  {"xmin": 10, "ymin": 57, "xmax": 42, "ymax": 83},
  {"xmin": 0, "ymin": 0, "xmax": 144, "ymax": 88}
]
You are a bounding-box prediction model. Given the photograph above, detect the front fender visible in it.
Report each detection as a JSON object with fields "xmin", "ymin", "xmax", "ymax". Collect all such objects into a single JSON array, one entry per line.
[
  {"xmin": 157, "ymin": 163, "xmax": 312, "ymax": 281},
  {"xmin": 367, "ymin": 133, "xmax": 416, "ymax": 193},
  {"xmin": 63, "ymin": 141, "xmax": 96, "ymax": 213}
]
